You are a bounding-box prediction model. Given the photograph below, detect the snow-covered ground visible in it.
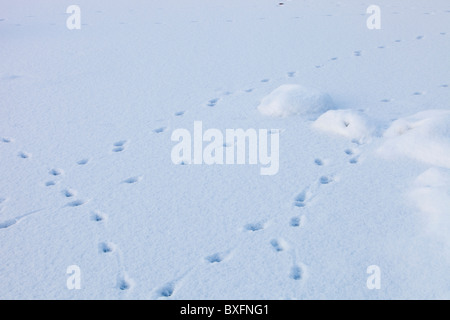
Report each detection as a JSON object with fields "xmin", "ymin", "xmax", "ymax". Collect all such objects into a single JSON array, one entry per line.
[{"xmin": 1, "ymin": 0, "xmax": 449, "ymax": 299}]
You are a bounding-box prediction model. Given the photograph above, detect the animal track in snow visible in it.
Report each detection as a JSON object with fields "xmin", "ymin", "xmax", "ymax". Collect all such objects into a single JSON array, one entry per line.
[
  {"xmin": 174, "ymin": 111, "xmax": 185, "ymax": 116},
  {"xmin": 2, "ymin": 137, "xmax": 12, "ymax": 143},
  {"xmin": 18, "ymin": 151, "xmax": 30, "ymax": 159},
  {"xmin": 45, "ymin": 181, "xmax": 56, "ymax": 187},
  {"xmin": 117, "ymin": 275, "xmax": 133, "ymax": 291},
  {"xmin": 294, "ymin": 189, "xmax": 311, "ymax": 208},
  {"xmin": 353, "ymin": 50, "xmax": 362, "ymax": 57},
  {"xmin": 62, "ymin": 189, "xmax": 76, "ymax": 198},
  {"xmin": 416, "ymin": 35, "xmax": 424, "ymax": 40},
  {"xmin": 314, "ymin": 158, "xmax": 324, "ymax": 166},
  {"xmin": 113, "ymin": 146, "xmax": 124, "ymax": 152},
  {"xmin": 123, "ymin": 176, "xmax": 142, "ymax": 184},
  {"xmin": 205, "ymin": 251, "xmax": 230, "ymax": 263},
  {"xmin": 77, "ymin": 159, "xmax": 89, "ymax": 165},
  {"xmin": 289, "ymin": 215, "xmax": 305, "ymax": 227},
  {"xmin": 270, "ymin": 239, "xmax": 287, "ymax": 252},
  {"xmin": 261, "ymin": 79, "xmax": 270, "ymax": 83},
  {"xmin": 319, "ymin": 176, "xmax": 333, "ymax": 185},
  {"xmin": 49, "ymin": 168, "xmax": 63, "ymax": 176},
  {"xmin": 99, "ymin": 242, "xmax": 115, "ymax": 253},
  {"xmin": 157, "ymin": 282, "xmax": 175, "ymax": 297},
  {"xmin": 66, "ymin": 199, "xmax": 87, "ymax": 207},
  {"xmin": 113, "ymin": 140, "xmax": 127, "ymax": 152},
  {"xmin": 349, "ymin": 157, "xmax": 359, "ymax": 164},
  {"xmin": 207, "ymin": 98, "xmax": 219, "ymax": 107},
  {"xmin": 0, "ymin": 209, "xmax": 44, "ymax": 230},
  {"xmin": 91, "ymin": 210, "xmax": 107, "ymax": 222},
  {"xmin": 290, "ymin": 264, "xmax": 304, "ymax": 280},
  {"xmin": 153, "ymin": 127, "xmax": 166, "ymax": 133},
  {"xmin": 243, "ymin": 221, "xmax": 265, "ymax": 232},
  {"xmin": 287, "ymin": 71, "xmax": 296, "ymax": 77}
]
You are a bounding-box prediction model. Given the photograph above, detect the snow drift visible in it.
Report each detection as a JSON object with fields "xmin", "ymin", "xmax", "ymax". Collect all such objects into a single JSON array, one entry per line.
[
  {"xmin": 257, "ymin": 84, "xmax": 334, "ymax": 119},
  {"xmin": 378, "ymin": 110, "xmax": 450, "ymax": 168},
  {"xmin": 312, "ymin": 109, "xmax": 375, "ymax": 142},
  {"xmin": 410, "ymin": 167, "xmax": 450, "ymax": 245}
]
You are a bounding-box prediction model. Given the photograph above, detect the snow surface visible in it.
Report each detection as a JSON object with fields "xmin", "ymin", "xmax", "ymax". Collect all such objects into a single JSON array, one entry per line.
[
  {"xmin": 257, "ymin": 84, "xmax": 334, "ymax": 118},
  {"xmin": 1, "ymin": 0, "xmax": 450, "ymax": 299}
]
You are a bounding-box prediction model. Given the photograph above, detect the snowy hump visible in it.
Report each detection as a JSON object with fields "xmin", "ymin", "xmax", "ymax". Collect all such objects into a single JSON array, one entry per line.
[
  {"xmin": 312, "ymin": 109, "xmax": 375, "ymax": 142},
  {"xmin": 410, "ymin": 167, "xmax": 450, "ymax": 244},
  {"xmin": 257, "ymin": 84, "xmax": 334, "ymax": 118},
  {"xmin": 378, "ymin": 110, "xmax": 450, "ymax": 169}
]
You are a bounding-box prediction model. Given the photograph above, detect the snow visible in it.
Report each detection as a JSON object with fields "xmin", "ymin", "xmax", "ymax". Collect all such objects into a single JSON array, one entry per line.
[
  {"xmin": 378, "ymin": 110, "xmax": 450, "ymax": 169},
  {"xmin": 1, "ymin": 0, "xmax": 450, "ymax": 300},
  {"xmin": 257, "ymin": 84, "xmax": 334, "ymax": 119},
  {"xmin": 410, "ymin": 168, "xmax": 450, "ymax": 244},
  {"xmin": 313, "ymin": 109, "xmax": 375, "ymax": 143}
]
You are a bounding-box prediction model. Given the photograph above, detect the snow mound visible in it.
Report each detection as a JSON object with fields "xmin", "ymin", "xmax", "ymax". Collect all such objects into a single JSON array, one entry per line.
[
  {"xmin": 257, "ymin": 84, "xmax": 334, "ymax": 118},
  {"xmin": 410, "ymin": 167, "xmax": 450, "ymax": 244},
  {"xmin": 378, "ymin": 110, "xmax": 450, "ymax": 168},
  {"xmin": 312, "ymin": 109, "xmax": 375, "ymax": 142}
]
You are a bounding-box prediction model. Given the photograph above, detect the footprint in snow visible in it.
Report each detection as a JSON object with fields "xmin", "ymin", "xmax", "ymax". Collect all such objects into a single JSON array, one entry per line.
[
  {"xmin": 91, "ymin": 210, "xmax": 107, "ymax": 222},
  {"xmin": 207, "ymin": 98, "xmax": 219, "ymax": 107},
  {"xmin": 319, "ymin": 176, "xmax": 333, "ymax": 185},
  {"xmin": 18, "ymin": 151, "xmax": 30, "ymax": 159},
  {"xmin": 113, "ymin": 140, "xmax": 127, "ymax": 152},
  {"xmin": 153, "ymin": 127, "xmax": 166, "ymax": 133},
  {"xmin": 49, "ymin": 168, "xmax": 63, "ymax": 176},
  {"xmin": 157, "ymin": 282, "xmax": 175, "ymax": 298},
  {"xmin": 290, "ymin": 264, "xmax": 304, "ymax": 281},
  {"xmin": 62, "ymin": 189, "xmax": 76, "ymax": 198},
  {"xmin": 66, "ymin": 199, "xmax": 87, "ymax": 207},
  {"xmin": 243, "ymin": 222, "xmax": 265, "ymax": 232},
  {"xmin": 77, "ymin": 158, "xmax": 89, "ymax": 165},
  {"xmin": 123, "ymin": 176, "xmax": 142, "ymax": 184},
  {"xmin": 99, "ymin": 242, "xmax": 115, "ymax": 253}
]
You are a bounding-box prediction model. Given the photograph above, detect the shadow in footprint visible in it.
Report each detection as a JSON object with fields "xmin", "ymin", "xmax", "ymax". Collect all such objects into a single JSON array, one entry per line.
[
  {"xmin": 290, "ymin": 265, "xmax": 303, "ymax": 280},
  {"xmin": 153, "ymin": 127, "xmax": 166, "ymax": 133},
  {"xmin": 18, "ymin": 152, "xmax": 30, "ymax": 159},
  {"xmin": 77, "ymin": 159, "xmax": 89, "ymax": 165},
  {"xmin": 66, "ymin": 199, "xmax": 87, "ymax": 207},
  {"xmin": 206, "ymin": 252, "xmax": 226, "ymax": 263},
  {"xmin": 290, "ymin": 216, "xmax": 303, "ymax": 227},
  {"xmin": 319, "ymin": 176, "xmax": 333, "ymax": 185},
  {"xmin": 270, "ymin": 239, "xmax": 285, "ymax": 252},
  {"xmin": 314, "ymin": 158, "xmax": 324, "ymax": 166},
  {"xmin": 158, "ymin": 282, "xmax": 175, "ymax": 298},
  {"xmin": 244, "ymin": 222, "xmax": 265, "ymax": 232},
  {"xmin": 99, "ymin": 242, "xmax": 114, "ymax": 253},
  {"xmin": 49, "ymin": 169, "xmax": 63, "ymax": 176},
  {"xmin": 207, "ymin": 98, "xmax": 219, "ymax": 107},
  {"xmin": 62, "ymin": 189, "xmax": 76, "ymax": 198},
  {"xmin": 91, "ymin": 211, "xmax": 106, "ymax": 222},
  {"xmin": 123, "ymin": 176, "xmax": 142, "ymax": 184},
  {"xmin": 118, "ymin": 277, "xmax": 132, "ymax": 291}
]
